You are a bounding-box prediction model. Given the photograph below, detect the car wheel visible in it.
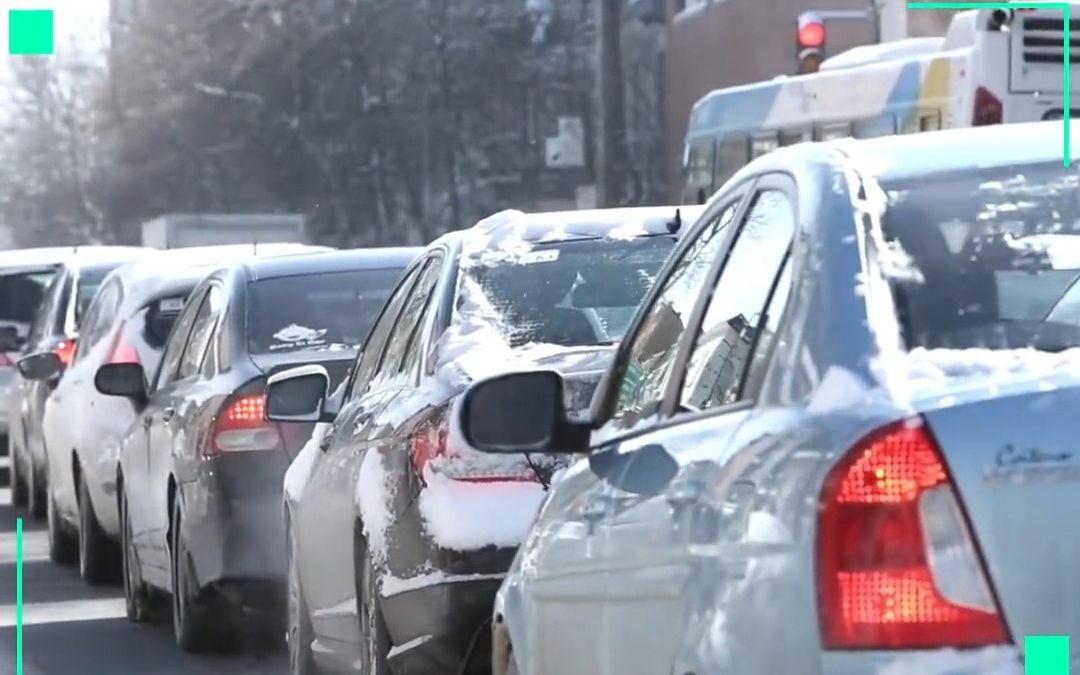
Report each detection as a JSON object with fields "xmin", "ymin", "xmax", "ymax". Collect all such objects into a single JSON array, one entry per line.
[
  {"xmin": 169, "ymin": 496, "xmax": 222, "ymax": 652},
  {"xmin": 47, "ymin": 485, "xmax": 77, "ymax": 565},
  {"xmin": 78, "ymin": 476, "xmax": 120, "ymax": 585},
  {"xmin": 120, "ymin": 488, "xmax": 157, "ymax": 623},
  {"xmin": 287, "ymin": 523, "xmax": 320, "ymax": 675},
  {"xmin": 27, "ymin": 456, "xmax": 46, "ymax": 519},
  {"xmin": 11, "ymin": 446, "xmax": 27, "ymax": 508},
  {"xmin": 355, "ymin": 535, "xmax": 390, "ymax": 675}
]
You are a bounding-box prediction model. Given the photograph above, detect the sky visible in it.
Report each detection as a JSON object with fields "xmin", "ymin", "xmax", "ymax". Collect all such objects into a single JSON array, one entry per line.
[{"xmin": 0, "ymin": 0, "xmax": 109, "ymax": 102}]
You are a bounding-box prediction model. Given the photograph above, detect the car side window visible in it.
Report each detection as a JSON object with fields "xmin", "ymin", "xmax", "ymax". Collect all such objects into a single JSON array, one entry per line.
[
  {"xmin": 27, "ymin": 273, "xmax": 63, "ymax": 349},
  {"xmin": 74, "ymin": 278, "xmax": 123, "ymax": 363},
  {"xmin": 177, "ymin": 285, "xmax": 223, "ymax": 381},
  {"xmin": 379, "ymin": 259, "xmax": 442, "ymax": 381},
  {"xmin": 348, "ymin": 265, "xmax": 421, "ymax": 400},
  {"xmin": 154, "ymin": 289, "xmax": 206, "ymax": 390},
  {"xmin": 679, "ymin": 189, "xmax": 796, "ymax": 410},
  {"xmin": 739, "ymin": 257, "xmax": 793, "ymax": 399},
  {"xmin": 608, "ymin": 198, "xmax": 740, "ymax": 431}
]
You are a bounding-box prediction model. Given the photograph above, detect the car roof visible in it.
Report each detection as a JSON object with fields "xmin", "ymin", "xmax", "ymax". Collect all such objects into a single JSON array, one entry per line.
[
  {"xmin": 239, "ymin": 247, "xmax": 422, "ymax": 282},
  {"xmin": 434, "ymin": 204, "xmax": 702, "ymax": 252},
  {"xmin": 0, "ymin": 246, "xmax": 145, "ymax": 272},
  {"xmin": 107, "ymin": 244, "xmax": 329, "ymax": 311},
  {"xmin": 829, "ymin": 120, "xmax": 1066, "ymax": 183}
]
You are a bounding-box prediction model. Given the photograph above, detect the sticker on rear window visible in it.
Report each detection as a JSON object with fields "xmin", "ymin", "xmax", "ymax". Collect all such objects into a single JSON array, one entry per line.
[
  {"xmin": 520, "ymin": 250, "xmax": 559, "ymax": 264},
  {"xmin": 271, "ymin": 324, "xmax": 329, "ymax": 351},
  {"xmin": 159, "ymin": 298, "xmax": 184, "ymax": 312}
]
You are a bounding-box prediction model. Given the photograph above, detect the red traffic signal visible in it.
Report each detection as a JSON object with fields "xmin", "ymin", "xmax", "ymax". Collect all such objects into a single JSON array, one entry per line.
[
  {"xmin": 797, "ymin": 17, "xmax": 826, "ymax": 49},
  {"xmin": 796, "ymin": 11, "xmax": 825, "ymax": 74}
]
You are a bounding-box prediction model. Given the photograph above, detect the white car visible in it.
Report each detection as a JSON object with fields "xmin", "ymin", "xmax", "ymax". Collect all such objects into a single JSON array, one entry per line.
[{"xmin": 27, "ymin": 244, "xmax": 324, "ymax": 583}]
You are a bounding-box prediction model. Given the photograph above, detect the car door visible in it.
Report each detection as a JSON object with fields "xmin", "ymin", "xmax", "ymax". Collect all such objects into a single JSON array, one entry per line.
[
  {"xmin": 49, "ymin": 277, "xmax": 123, "ymax": 520},
  {"xmin": 130, "ymin": 287, "xmax": 206, "ymax": 578},
  {"xmin": 589, "ymin": 182, "xmax": 799, "ymax": 675},
  {"xmin": 299, "ymin": 262, "xmax": 423, "ymax": 647},
  {"xmin": 519, "ymin": 186, "xmax": 749, "ymax": 675}
]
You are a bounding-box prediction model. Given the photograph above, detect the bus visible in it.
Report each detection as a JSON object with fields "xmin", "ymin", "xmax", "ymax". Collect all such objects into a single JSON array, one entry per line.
[{"xmin": 682, "ymin": 4, "xmax": 1080, "ymax": 203}]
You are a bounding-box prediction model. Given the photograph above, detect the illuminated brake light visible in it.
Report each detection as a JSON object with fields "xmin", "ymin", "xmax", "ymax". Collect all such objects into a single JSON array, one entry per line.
[
  {"xmin": 816, "ymin": 420, "xmax": 1008, "ymax": 650},
  {"xmin": 208, "ymin": 393, "xmax": 282, "ymax": 456},
  {"xmin": 408, "ymin": 419, "xmax": 537, "ymax": 483},
  {"xmin": 55, "ymin": 339, "xmax": 76, "ymax": 367},
  {"xmin": 973, "ymin": 86, "xmax": 1003, "ymax": 126},
  {"xmin": 105, "ymin": 330, "xmax": 140, "ymax": 365}
]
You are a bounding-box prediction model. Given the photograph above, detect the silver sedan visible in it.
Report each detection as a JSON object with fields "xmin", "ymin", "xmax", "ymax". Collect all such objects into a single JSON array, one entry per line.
[{"xmin": 456, "ymin": 122, "xmax": 1077, "ymax": 675}]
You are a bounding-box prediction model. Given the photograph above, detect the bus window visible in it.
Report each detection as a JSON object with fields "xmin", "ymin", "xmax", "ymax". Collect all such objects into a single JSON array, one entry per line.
[
  {"xmin": 853, "ymin": 115, "xmax": 896, "ymax": 138},
  {"xmin": 715, "ymin": 136, "xmax": 750, "ymax": 187},
  {"xmin": 919, "ymin": 112, "xmax": 942, "ymax": 131},
  {"xmin": 780, "ymin": 129, "xmax": 811, "ymax": 146},
  {"xmin": 816, "ymin": 122, "xmax": 853, "ymax": 140},
  {"xmin": 685, "ymin": 140, "xmax": 715, "ymax": 197},
  {"xmin": 751, "ymin": 133, "xmax": 780, "ymax": 158}
]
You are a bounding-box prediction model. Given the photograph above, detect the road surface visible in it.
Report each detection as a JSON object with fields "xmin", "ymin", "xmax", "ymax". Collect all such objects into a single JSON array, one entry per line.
[{"xmin": 0, "ymin": 489, "xmax": 288, "ymax": 675}]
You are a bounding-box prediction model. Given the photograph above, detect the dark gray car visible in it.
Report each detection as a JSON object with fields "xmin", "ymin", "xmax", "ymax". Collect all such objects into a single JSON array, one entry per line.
[{"xmin": 98, "ymin": 247, "xmax": 418, "ymax": 653}]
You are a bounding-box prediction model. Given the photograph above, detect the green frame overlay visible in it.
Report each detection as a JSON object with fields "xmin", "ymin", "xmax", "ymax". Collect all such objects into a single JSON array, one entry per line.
[{"xmin": 910, "ymin": 1, "xmax": 1072, "ymax": 166}]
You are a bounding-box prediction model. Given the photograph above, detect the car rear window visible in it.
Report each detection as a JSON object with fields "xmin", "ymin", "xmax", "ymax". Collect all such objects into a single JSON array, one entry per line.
[
  {"xmin": 880, "ymin": 161, "xmax": 1080, "ymax": 352},
  {"xmin": 0, "ymin": 268, "xmax": 57, "ymax": 326},
  {"xmin": 247, "ymin": 267, "xmax": 404, "ymax": 354},
  {"xmin": 75, "ymin": 265, "xmax": 125, "ymax": 326},
  {"xmin": 462, "ymin": 234, "xmax": 676, "ymax": 348}
]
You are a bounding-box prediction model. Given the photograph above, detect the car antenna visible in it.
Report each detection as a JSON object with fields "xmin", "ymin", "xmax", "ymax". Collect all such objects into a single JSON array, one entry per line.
[{"xmin": 666, "ymin": 209, "xmax": 682, "ymax": 235}]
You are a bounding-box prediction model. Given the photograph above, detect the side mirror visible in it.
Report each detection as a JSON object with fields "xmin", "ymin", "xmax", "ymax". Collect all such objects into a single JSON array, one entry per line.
[
  {"xmin": 94, "ymin": 363, "xmax": 148, "ymax": 406},
  {"xmin": 266, "ymin": 364, "xmax": 330, "ymax": 423},
  {"xmin": 457, "ymin": 369, "xmax": 590, "ymax": 454},
  {"xmin": 0, "ymin": 326, "xmax": 22, "ymax": 353},
  {"xmin": 17, "ymin": 352, "xmax": 63, "ymax": 382}
]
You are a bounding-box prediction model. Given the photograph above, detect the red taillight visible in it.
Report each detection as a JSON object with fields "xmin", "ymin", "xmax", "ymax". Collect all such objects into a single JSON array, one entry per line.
[
  {"xmin": 409, "ymin": 419, "xmax": 537, "ymax": 483},
  {"xmin": 54, "ymin": 339, "xmax": 76, "ymax": 367},
  {"xmin": 817, "ymin": 419, "xmax": 1008, "ymax": 650},
  {"xmin": 105, "ymin": 330, "xmax": 140, "ymax": 365},
  {"xmin": 0, "ymin": 353, "xmax": 12, "ymax": 367},
  {"xmin": 973, "ymin": 86, "xmax": 1003, "ymax": 126},
  {"xmin": 207, "ymin": 393, "xmax": 282, "ymax": 456}
]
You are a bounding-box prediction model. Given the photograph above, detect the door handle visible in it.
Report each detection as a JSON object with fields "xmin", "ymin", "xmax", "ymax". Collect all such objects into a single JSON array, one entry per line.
[{"xmin": 161, "ymin": 407, "xmax": 176, "ymax": 423}]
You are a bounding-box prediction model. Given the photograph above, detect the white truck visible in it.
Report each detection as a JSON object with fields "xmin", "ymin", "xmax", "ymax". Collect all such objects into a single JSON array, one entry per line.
[{"xmin": 141, "ymin": 214, "xmax": 306, "ymax": 249}]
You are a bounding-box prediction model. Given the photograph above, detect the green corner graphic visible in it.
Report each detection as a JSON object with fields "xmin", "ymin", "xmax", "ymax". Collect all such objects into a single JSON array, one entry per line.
[{"xmin": 8, "ymin": 9, "xmax": 54, "ymax": 56}]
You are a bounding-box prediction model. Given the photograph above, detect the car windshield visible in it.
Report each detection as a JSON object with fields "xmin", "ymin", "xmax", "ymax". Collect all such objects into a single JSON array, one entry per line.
[
  {"xmin": 248, "ymin": 267, "xmax": 403, "ymax": 354},
  {"xmin": 462, "ymin": 234, "xmax": 675, "ymax": 348},
  {"xmin": 881, "ymin": 162, "xmax": 1080, "ymax": 352},
  {"xmin": 0, "ymin": 268, "xmax": 57, "ymax": 327}
]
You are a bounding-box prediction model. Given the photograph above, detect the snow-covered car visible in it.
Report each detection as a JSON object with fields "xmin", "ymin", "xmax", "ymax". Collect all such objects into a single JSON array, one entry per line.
[
  {"xmin": 270, "ymin": 204, "xmax": 703, "ymax": 675},
  {"xmin": 9, "ymin": 246, "xmax": 147, "ymax": 518},
  {"xmin": 24, "ymin": 244, "xmax": 323, "ymax": 583},
  {"xmin": 455, "ymin": 122, "xmax": 1080, "ymax": 675},
  {"xmin": 98, "ymin": 247, "xmax": 417, "ymax": 653}
]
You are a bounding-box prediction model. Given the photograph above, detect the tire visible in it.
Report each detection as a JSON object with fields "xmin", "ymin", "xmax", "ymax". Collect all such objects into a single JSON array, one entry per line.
[
  {"xmin": 27, "ymin": 455, "xmax": 46, "ymax": 520},
  {"xmin": 47, "ymin": 485, "xmax": 77, "ymax": 565},
  {"xmin": 355, "ymin": 535, "xmax": 390, "ymax": 675},
  {"xmin": 120, "ymin": 488, "xmax": 157, "ymax": 623},
  {"xmin": 287, "ymin": 522, "xmax": 321, "ymax": 675},
  {"xmin": 170, "ymin": 496, "xmax": 224, "ymax": 652},
  {"xmin": 77, "ymin": 476, "xmax": 120, "ymax": 585},
  {"xmin": 11, "ymin": 446, "xmax": 27, "ymax": 508}
]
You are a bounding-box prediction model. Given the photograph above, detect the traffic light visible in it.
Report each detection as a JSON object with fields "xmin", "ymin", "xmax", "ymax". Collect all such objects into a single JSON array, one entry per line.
[{"xmin": 796, "ymin": 12, "xmax": 825, "ymax": 74}]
